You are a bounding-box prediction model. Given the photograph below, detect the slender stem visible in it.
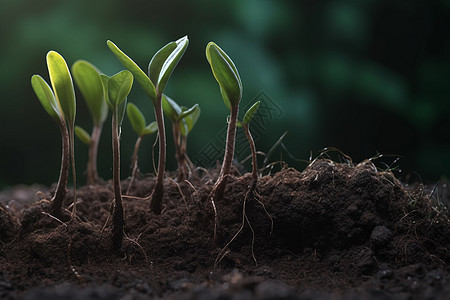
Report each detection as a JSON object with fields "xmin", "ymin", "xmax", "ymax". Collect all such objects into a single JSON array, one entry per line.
[
  {"xmin": 68, "ymin": 125, "xmax": 77, "ymax": 217},
  {"xmin": 243, "ymin": 123, "xmax": 258, "ymax": 182},
  {"xmin": 183, "ymin": 136, "xmax": 195, "ymax": 173},
  {"xmin": 173, "ymin": 121, "xmax": 186, "ymax": 182},
  {"xmin": 112, "ymin": 112, "xmax": 124, "ymax": 250},
  {"xmin": 50, "ymin": 120, "xmax": 70, "ymax": 219},
  {"xmin": 87, "ymin": 124, "xmax": 102, "ymax": 184},
  {"xmin": 127, "ymin": 136, "xmax": 142, "ymax": 194},
  {"xmin": 213, "ymin": 105, "xmax": 239, "ymax": 201},
  {"xmin": 151, "ymin": 93, "xmax": 166, "ymax": 214}
]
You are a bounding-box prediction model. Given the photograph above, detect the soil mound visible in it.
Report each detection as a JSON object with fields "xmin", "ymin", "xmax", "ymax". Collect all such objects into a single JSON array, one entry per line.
[{"xmin": 0, "ymin": 160, "xmax": 449, "ymax": 299}]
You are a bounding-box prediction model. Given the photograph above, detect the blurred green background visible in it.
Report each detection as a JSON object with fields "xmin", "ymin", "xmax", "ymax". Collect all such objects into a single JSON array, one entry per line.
[{"xmin": 0, "ymin": 0, "xmax": 449, "ymax": 189}]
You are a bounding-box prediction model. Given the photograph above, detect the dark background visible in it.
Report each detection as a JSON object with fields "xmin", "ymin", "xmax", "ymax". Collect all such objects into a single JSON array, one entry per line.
[{"xmin": 0, "ymin": 0, "xmax": 449, "ymax": 189}]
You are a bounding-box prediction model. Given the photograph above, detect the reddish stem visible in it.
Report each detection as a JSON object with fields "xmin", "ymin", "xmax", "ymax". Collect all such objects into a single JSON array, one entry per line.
[
  {"xmin": 150, "ymin": 93, "xmax": 166, "ymax": 214},
  {"xmin": 127, "ymin": 136, "xmax": 142, "ymax": 194},
  {"xmin": 243, "ymin": 123, "xmax": 258, "ymax": 187},
  {"xmin": 87, "ymin": 124, "xmax": 102, "ymax": 185},
  {"xmin": 213, "ymin": 105, "xmax": 239, "ymax": 201},
  {"xmin": 50, "ymin": 120, "xmax": 70, "ymax": 219},
  {"xmin": 111, "ymin": 112, "xmax": 124, "ymax": 250}
]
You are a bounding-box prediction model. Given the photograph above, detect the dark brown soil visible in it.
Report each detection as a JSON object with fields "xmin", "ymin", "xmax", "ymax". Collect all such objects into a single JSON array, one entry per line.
[{"xmin": 0, "ymin": 159, "xmax": 449, "ymax": 299}]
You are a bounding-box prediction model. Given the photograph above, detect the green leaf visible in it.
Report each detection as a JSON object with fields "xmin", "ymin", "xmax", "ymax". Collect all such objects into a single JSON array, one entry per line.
[
  {"xmin": 117, "ymin": 98, "xmax": 127, "ymax": 126},
  {"xmin": 31, "ymin": 74, "xmax": 62, "ymax": 123},
  {"xmin": 126, "ymin": 102, "xmax": 146, "ymax": 136},
  {"xmin": 47, "ymin": 51, "xmax": 76, "ymax": 125},
  {"xmin": 178, "ymin": 103, "xmax": 198, "ymax": 120},
  {"xmin": 107, "ymin": 70, "xmax": 133, "ymax": 109},
  {"xmin": 180, "ymin": 104, "xmax": 200, "ymax": 137},
  {"xmin": 161, "ymin": 94, "xmax": 181, "ymax": 122},
  {"xmin": 141, "ymin": 121, "xmax": 158, "ymax": 136},
  {"xmin": 148, "ymin": 36, "xmax": 189, "ymax": 94},
  {"xmin": 243, "ymin": 101, "xmax": 260, "ymax": 125},
  {"xmin": 72, "ymin": 60, "xmax": 107, "ymax": 125},
  {"xmin": 236, "ymin": 120, "xmax": 243, "ymax": 128},
  {"xmin": 206, "ymin": 42, "xmax": 242, "ymax": 109},
  {"xmin": 74, "ymin": 125, "xmax": 91, "ymax": 145},
  {"xmin": 107, "ymin": 40, "xmax": 157, "ymax": 103},
  {"xmin": 99, "ymin": 74, "xmax": 112, "ymax": 110}
]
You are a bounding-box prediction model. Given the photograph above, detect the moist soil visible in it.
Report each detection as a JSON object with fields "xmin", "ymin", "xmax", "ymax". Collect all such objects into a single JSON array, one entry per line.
[{"xmin": 0, "ymin": 159, "xmax": 449, "ymax": 299}]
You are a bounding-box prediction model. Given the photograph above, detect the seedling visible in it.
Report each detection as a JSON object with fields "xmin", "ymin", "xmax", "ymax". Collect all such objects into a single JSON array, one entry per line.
[
  {"xmin": 107, "ymin": 36, "xmax": 189, "ymax": 214},
  {"xmin": 206, "ymin": 42, "xmax": 242, "ymax": 202},
  {"xmin": 238, "ymin": 101, "xmax": 261, "ymax": 186},
  {"xmin": 100, "ymin": 70, "xmax": 133, "ymax": 249},
  {"xmin": 126, "ymin": 102, "xmax": 158, "ymax": 194},
  {"xmin": 31, "ymin": 51, "xmax": 77, "ymax": 219},
  {"xmin": 162, "ymin": 94, "xmax": 200, "ymax": 181},
  {"xmin": 72, "ymin": 60, "xmax": 108, "ymax": 184}
]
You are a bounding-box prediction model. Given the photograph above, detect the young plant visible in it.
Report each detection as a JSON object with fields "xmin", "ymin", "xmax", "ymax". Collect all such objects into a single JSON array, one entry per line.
[
  {"xmin": 107, "ymin": 36, "xmax": 189, "ymax": 214},
  {"xmin": 126, "ymin": 102, "xmax": 158, "ymax": 194},
  {"xmin": 238, "ymin": 101, "xmax": 261, "ymax": 186},
  {"xmin": 72, "ymin": 60, "xmax": 108, "ymax": 185},
  {"xmin": 31, "ymin": 51, "xmax": 77, "ymax": 219},
  {"xmin": 100, "ymin": 70, "xmax": 134, "ymax": 250},
  {"xmin": 162, "ymin": 94, "xmax": 200, "ymax": 181},
  {"xmin": 206, "ymin": 42, "xmax": 243, "ymax": 202}
]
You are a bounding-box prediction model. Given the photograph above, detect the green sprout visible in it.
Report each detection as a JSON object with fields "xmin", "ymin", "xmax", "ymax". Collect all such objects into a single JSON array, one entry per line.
[
  {"xmin": 238, "ymin": 101, "xmax": 261, "ymax": 186},
  {"xmin": 206, "ymin": 42, "xmax": 242, "ymax": 202},
  {"xmin": 100, "ymin": 70, "xmax": 133, "ymax": 250},
  {"xmin": 126, "ymin": 102, "xmax": 158, "ymax": 194},
  {"xmin": 107, "ymin": 36, "xmax": 189, "ymax": 214},
  {"xmin": 31, "ymin": 51, "xmax": 77, "ymax": 220},
  {"xmin": 162, "ymin": 94, "xmax": 200, "ymax": 181},
  {"xmin": 72, "ymin": 60, "xmax": 108, "ymax": 185}
]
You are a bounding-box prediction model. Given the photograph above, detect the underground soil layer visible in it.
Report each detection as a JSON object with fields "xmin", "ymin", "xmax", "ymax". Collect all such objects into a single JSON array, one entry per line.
[{"xmin": 0, "ymin": 159, "xmax": 449, "ymax": 299}]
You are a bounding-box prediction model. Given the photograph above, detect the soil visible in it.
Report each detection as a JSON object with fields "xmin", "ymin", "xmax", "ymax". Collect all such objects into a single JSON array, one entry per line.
[{"xmin": 0, "ymin": 159, "xmax": 449, "ymax": 299}]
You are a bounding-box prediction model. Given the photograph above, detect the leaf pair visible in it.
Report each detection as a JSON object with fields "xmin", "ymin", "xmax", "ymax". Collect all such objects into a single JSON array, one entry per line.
[
  {"xmin": 100, "ymin": 71, "xmax": 133, "ymax": 125},
  {"xmin": 31, "ymin": 51, "xmax": 76, "ymax": 126},
  {"xmin": 127, "ymin": 103, "xmax": 158, "ymax": 137},
  {"xmin": 206, "ymin": 42, "xmax": 242, "ymax": 110},
  {"xmin": 162, "ymin": 94, "xmax": 200, "ymax": 137},
  {"xmin": 107, "ymin": 36, "xmax": 189, "ymax": 102}
]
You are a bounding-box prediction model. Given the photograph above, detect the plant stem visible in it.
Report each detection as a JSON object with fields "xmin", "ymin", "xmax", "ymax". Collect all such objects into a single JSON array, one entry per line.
[
  {"xmin": 243, "ymin": 123, "xmax": 258, "ymax": 185},
  {"xmin": 87, "ymin": 124, "xmax": 102, "ymax": 185},
  {"xmin": 213, "ymin": 105, "xmax": 239, "ymax": 201},
  {"xmin": 173, "ymin": 122, "xmax": 187, "ymax": 182},
  {"xmin": 127, "ymin": 136, "xmax": 142, "ymax": 194},
  {"xmin": 111, "ymin": 112, "xmax": 124, "ymax": 250},
  {"xmin": 150, "ymin": 93, "xmax": 166, "ymax": 214},
  {"xmin": 183, "ymin": 136, "xmax": 195, "ymax": 173},
  {"xmin": 50, "ymin": 121, "xmax": 70, "ymax": 219},
  {"xmin": 68, "ymin": 125, "xmax": 77, "ymax": 217}
]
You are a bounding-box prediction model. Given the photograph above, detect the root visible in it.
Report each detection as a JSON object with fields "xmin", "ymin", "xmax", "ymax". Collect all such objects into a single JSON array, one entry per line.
[
  {"xmin": 124, "ymin": 232, "xmax": 149, "ymax": 266},
  {"xmin": 184, "ymin": 180, "xmax": 199, "ymax": 203},
  {"xmin": 211, "ymin": 198, "xmax": 218, "ymax": 241},
  {"xmin": 41, "ymin": 212, "xmax": 67, "ymax": 226},
  {"xmin": 101, "ymin": 200, "xmax": 114, "ymax": 233},
  {"xmin": 244, "ymin": 210, "xmax": 257, "ymax": 266},
  {"xmin": 214, "ymin": 179, "xmax": 273, "ymax": 267},
  {"xmin": 254, "ymin": 191, "xmax": 274, "ymax": 234},
  {"xmin": 168, "ymin": 178, "xmax": 188, "ymax": 211},
  {"xmin": 195, "ymin": 167, "xmax": 214, "ymax": 184},
  {"xmin": 122, "ymin": 195, "xmax": 151, "ymax": 201},
  {"xmin": 214, "ymin": 185, "xmax": 254, "ymax": 266}
]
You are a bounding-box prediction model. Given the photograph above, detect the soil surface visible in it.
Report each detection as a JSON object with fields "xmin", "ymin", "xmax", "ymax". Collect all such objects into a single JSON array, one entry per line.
[{"xmin": 0, "ymin": 159, "xmax": 449, "ymax": 299}]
